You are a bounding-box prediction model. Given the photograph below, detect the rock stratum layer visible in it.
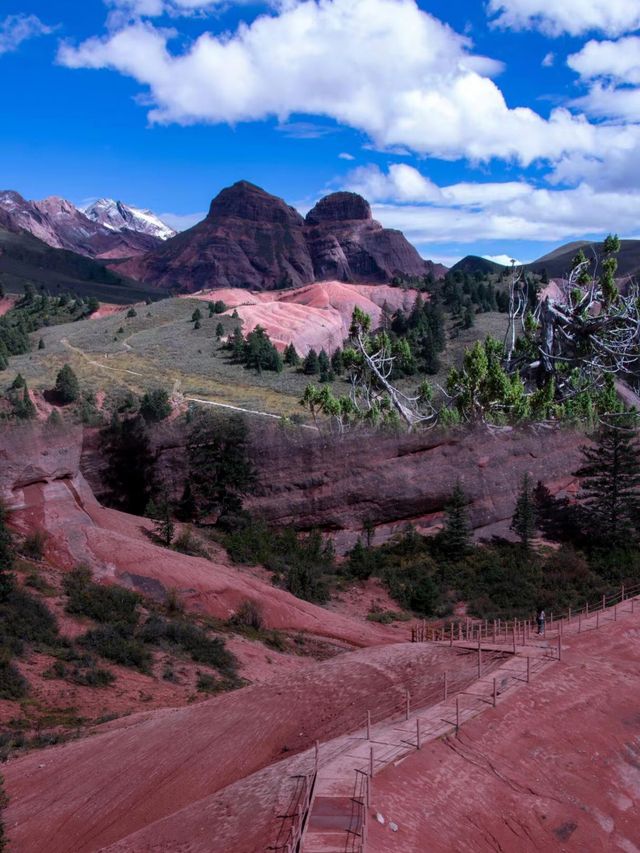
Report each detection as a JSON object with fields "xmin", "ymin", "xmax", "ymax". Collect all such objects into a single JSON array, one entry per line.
[{"xmin": 116, "ymin": 182, "xmax": 446, "ymax": 291}]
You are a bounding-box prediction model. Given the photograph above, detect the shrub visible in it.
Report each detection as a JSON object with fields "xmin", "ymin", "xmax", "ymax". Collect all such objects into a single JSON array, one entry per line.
[
  {"xmin": 0, "ymin": 653, "xmax": 28, "ymax": 699},
  {"xmin": 196, "ymin": 672, "xmax": 221, "ymax": 693},
  {"xmin": 140, "ymin": 615, "xmax": 237, "ymax": 676},
  {"xmin": 173, "ymin": 529, "xmax": 209, "ymax": 558},
  {"xmin": 231, "ymin": 599, "xmax": 264, "ymax": 631},
  {"xmin": 0, "ymin": 588, "xmax": 59, "ymax": 648},
  {"xmin": 126, "ymin": 307, "xmax": 137, "ymax": 319},
  {"xmin": 21, "ymin": 530, "xmax": 47, "ymax": 561},
  {"xmin": 79, "ymin": 625, "xmax": 152, "ymax": 672},
  {"xmin": 64, "ymin": 566, "xmax": 140, "ymax": 626}
]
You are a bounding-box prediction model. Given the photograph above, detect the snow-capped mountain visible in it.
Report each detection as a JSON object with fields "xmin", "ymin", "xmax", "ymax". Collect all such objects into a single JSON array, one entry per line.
[
  {"xmin": 83, "ymin": 199, "xmax": 176, "ymax": 241},
  {"xmin": 0, "ymin": 191, "xmax": 164, "ymax": 259}
]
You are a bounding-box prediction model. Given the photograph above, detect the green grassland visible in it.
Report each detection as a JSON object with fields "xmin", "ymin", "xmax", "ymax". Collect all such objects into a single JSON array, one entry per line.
[{"xmin": 0, "ymin": 294, "xmax": 511, "ymax": 419}]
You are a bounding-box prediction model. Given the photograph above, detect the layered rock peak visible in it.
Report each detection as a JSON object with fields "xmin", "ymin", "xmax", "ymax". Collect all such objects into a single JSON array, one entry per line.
[
  {"xmin": 207, "ymin": 180, "xmax": 304, "ymax": 227},
  {"xmin": 305, "ymin": 191, "xmax": 372, "ymax": 225}
]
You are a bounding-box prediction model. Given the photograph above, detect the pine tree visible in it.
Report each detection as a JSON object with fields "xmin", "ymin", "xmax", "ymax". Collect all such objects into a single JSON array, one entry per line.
[
  {"xmin": 511, "ymin": 473, "xmax": 537, "ymax": 549},
  {"xmin": 303, "ymin": 348, "xmax": 320, "ymax": 375},
  {"xmin": 440, "ymin": 481, "xmax": 471, "ymax": 557},
  {"xmin": 331, "ymin": 348, "xmax": 344, "ymax": 375},
  {"xmin": 0, "ymin": 499, "xmax": 15, "ymax": 601},
  {"xmin": 215, "ymin": 322, "xmax": 224, "ymax": 339},
  {"xmin": 146, "ymin": 496, "xmax": 174, "ymax": 546},
  {"xmin": 284, "ymin": 343, "xmax": 300, "ymax": 367},
  {"xmin": 54, "ymin": 364, "xmax": 80, "ymax": 404},
  {"xmin": 191, "ymin": 308, "xmax": 202, "ymax": 323},
  {"xmin": 574, "ymin": 416, "xmax": 640, "ymax": 544}
]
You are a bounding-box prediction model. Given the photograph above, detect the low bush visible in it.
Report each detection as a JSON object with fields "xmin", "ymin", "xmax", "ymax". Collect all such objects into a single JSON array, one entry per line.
[
  {"xmin": 230, "ymin": 599, "xmax": 264, "ymax": 631},
  {"xmin": 140, "ymin": 615, "xmax": 237, "ymax": 677},
  {"xmin": 79, "ymin": 625, "xmax": 152, "ymax": 673},
  {"xmin": 21, "ymin": 530, "xmax": 47, "ymax": 561},
  {"xmin": 0, "ymin": 653, "xmax": 28, "ymax": 700},
  {"xmin": 0, "ymin": 588, "xmax": 59, "ymax": 649},
  {"xmin": 64, "ymin": 566, "xmax": 140, "ymax": 627}
]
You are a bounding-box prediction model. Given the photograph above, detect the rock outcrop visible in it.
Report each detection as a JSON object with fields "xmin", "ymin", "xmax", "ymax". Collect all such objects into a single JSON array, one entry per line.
[
  {"xmin": 243, "ymin": 424, "xmax": 585, "ymax": 550},
  {"xmin": 115, "ymin": 181, "xmax": 445, "ymax": 291}
]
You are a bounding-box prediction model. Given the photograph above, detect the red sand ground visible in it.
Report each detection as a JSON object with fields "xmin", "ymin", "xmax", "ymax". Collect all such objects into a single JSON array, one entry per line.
[
  {"xmin": 3, "ymin": 643, "xmax": 471, "ymax": 852},
  {"xmin": 368, "ymin": 616, "xmax": 640, "ymax": 852},
  {"xmin": 89, "ymin": 303, "xmax": 127, "ymax": 320},
  {"xmin": 0, "ymin": 295, "xmax": 17, "ymax": 317},
  {"xmin": 186, "ymin": 281, "xmax": 419, "ymax": 354}
]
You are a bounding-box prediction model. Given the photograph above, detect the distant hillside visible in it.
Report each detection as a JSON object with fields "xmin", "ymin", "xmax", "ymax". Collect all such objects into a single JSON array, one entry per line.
[
  {"xmin": 0, "ymin": 227, "xmax": 166, "ymax": 303},
  {"xmin": 449, "ymin": 255, "xmax": 505, "ymax": 276},
  {"xmin": 528, "ymin": 239, "xmax": 640, "ymax": 279}
]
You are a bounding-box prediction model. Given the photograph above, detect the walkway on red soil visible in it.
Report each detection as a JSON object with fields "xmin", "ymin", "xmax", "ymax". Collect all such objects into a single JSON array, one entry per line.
[{"xmin": 299, "ymin": 590, "xmax": 640, "ymax": 852}]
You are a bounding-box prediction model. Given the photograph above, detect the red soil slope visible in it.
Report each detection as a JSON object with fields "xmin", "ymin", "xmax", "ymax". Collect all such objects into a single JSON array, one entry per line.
[
  {"xmin": 187, "ymin": 281, "xmax": 419, "ymax": 354},
  {"xmin": 1, "ymin": 424, "xmax": 402, "ymax": 648},
  {"xmin": 368, "ymin": 616, "xmax": 640, "ymax": 852},
  {"xmin": 3, "ymin": 643, "xmax": 475, "ymax": 852}
]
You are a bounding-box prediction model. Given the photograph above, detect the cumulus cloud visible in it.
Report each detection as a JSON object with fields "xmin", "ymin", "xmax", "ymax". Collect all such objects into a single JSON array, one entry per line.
[
  {"xmin": 568, "ymin": 37, "xmax": 640, "ymax": 122},
  {"xmin": 0, "ymin": 13, "xmax": 53, "ymax": 55},
  {"xmin": 338, "ymin": 152, "xmax": 355, "ymax": 160},
  {"xmin": 57, "ymin": 0, "xmax": 611, "ymax": 166},
  {"xmin": 487, "ymin": 0, "xmax": 640, "ymax": 37},
  {"xmin": 343, "ymin": 163, "xmax": 640, "ymax": 247},
  {"xmin": 569, "ymin": 36, "xmax": 640, "ymax": 84}
]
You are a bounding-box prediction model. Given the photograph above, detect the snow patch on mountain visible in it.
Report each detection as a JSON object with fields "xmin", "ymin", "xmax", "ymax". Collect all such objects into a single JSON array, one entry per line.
[{"xmin": 83, "ymin": 199, "xmax": 176, "ymax": 240}]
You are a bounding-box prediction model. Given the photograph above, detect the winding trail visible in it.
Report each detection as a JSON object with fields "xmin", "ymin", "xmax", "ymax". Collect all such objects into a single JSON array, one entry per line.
[{"xmin": 60, "ymin": 337, "xmax": 316, "ymax": 426}]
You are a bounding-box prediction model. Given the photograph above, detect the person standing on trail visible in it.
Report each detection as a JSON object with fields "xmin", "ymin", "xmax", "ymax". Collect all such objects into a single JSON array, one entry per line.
[{"xmin": 537, "ymin": 608, "xmax": 546, "ymax": 635}]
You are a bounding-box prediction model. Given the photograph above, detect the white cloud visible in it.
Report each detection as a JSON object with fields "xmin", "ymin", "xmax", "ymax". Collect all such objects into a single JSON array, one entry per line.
[
  {"xmin": 338, "ymin": 152, "xmax": 355, "ymax": 160},
  {"xmin": 483, "ymin": 254, "xmax": 525, "ymax": 266},
  {"xmin": 0, "ymin": 14, "xmax": 53, "ymax": 55},
  {"xmin": 106, "ymin": 0, "xmax": 226, "ymax": 18},
  {"xmin": 158, "ymin": 210, "xmax": 204, "ymax": 230},
  {"xmin": 342, "ymin": 163, "xmax": 640, "ymax": 248},
  {"xmin": 57, "ymin": 0, "xmax": 612, "ymax": 167},
  {"xmin": 487, "ymin": 0, "xmax": 640, "ymax": 37},
  {"xmin": 276, "ymin": 121, "xmax": 339, "ymax": 138},
  {"xmin": 542, "ymin": 51, "xmax": 554, "ymax": 67},
  {"xmin": 568, "ymin": 36, "xmax": 640, "ymax": 84}
]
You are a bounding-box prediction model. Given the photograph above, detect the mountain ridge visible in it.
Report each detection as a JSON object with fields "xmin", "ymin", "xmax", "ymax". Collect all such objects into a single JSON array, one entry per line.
[{"xmin": 114, "ymin": 180, "xmax": 447, "ymax": 292}]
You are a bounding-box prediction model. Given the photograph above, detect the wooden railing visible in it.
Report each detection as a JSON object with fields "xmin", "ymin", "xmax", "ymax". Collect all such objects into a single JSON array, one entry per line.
[{"xmin": 411, "ymin": 581, "xmax": 640, "ymax": 646}]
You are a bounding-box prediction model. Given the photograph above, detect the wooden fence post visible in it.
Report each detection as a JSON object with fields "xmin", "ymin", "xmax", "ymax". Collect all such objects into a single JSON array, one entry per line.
[
  {"xmin": 596, "ymin": 609, "xmax": 600, "ymax": 629},
  {"xmin": 370, "ymin": 747, "xmax": 374, "ymax": 779},
  {"xmin": 477, "ymin": 634, "xmax": 482, "ymax": 678},
  {"xmin": 557, "ymin": 634, "xmax": 562, "ymax": 661},
  {"xmin": 493, "ymin": 678, "xmax": 497, "ymax": 708}
]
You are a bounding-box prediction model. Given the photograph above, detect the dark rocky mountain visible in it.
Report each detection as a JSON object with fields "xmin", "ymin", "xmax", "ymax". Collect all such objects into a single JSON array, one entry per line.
[
  {"xmin": 0, "ymin": 191, "xmax": 162, "ymax": 260},
  {"xmin": 115, "ymin": 181, "xmax": 445, "ymax": 292},
  {"xmin": 449, "ymin": 255, "xmax": 506, "ymax": 276},
  {"xmin": 528, "ymin": 239, "xmax": 640, "ymax": 280}
]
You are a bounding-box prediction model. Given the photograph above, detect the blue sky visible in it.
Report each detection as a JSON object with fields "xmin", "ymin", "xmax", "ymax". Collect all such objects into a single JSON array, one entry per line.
[{"xmin": 2, "ymin": 0, "xmax": 640, "ymax": 265}]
